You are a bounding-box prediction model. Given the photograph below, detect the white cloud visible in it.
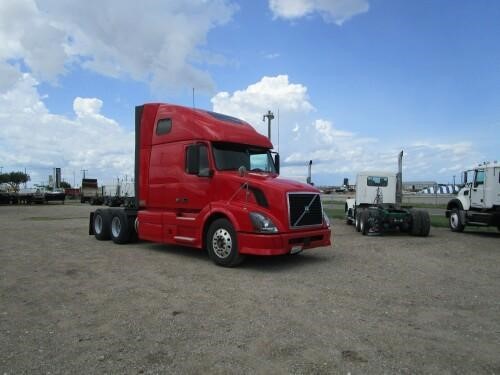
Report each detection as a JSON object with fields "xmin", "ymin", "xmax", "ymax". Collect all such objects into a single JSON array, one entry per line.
[
  {"xmin": 0, "ymin": 0, "xmax": 237, "ymax": 91},
  {"xmin": 269, "ymin": 0, "xmax": 369, "ymax": 25},
  {"xmin": 264, "ymin": 52, "xmax": 281, "ymax": 59},
  {"xmin": 0, "ymin": 73, "xmax": 134, "ymax": 185},
  {"xmin": 0, "ymin": 62, "xmax": 23, "ymax": 92},
  {"xmin": 0, "ymin": 0, "xmax": 68, "ymax": 83},
  {"xmin": 314, "ymin": 119, "xmax": 353, "ymax": 144},
  {"xmin": 74, "ymin": 97, "xmax": 102, "ymax": 117},
  {"xmin": 211, "ymin": 75, "xmax": 313, "ymax": 133}
]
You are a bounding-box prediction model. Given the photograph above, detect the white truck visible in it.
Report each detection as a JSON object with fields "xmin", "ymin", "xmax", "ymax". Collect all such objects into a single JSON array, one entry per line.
[
  {"xmin": 102, "ymin": 181, "xmax": 135, "ymax": 207},
  {"xmin": 345, "ymin": 152, "xmax": 431, "ymax": 236},
  {"xmin": 446, "ymin": 162, "xmax": 500, "ymax": 232}
]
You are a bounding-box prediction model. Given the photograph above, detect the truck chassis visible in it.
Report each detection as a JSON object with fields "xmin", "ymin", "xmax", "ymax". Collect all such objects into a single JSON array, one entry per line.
[{"xmin": 347, "ymin": 204, "xmax": 430, "ymax": 236}]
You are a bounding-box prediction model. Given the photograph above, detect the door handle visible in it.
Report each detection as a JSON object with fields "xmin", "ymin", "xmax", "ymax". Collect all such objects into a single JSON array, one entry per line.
[{"xmin": 176, "ymin": 197, "xmax": 188, "ymax": 203}]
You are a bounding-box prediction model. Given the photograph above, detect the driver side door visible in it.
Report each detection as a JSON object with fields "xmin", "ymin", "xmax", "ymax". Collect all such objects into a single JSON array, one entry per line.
[{"xmin": 470, "ymin": 169, "xmax": 485, "ymax": 208}]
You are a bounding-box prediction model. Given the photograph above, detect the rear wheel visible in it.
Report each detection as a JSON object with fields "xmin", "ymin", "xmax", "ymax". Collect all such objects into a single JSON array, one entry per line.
[
  {"xmin": 110, "ymin": 210, "xmax": 134, "ymax": 244},
  {"xmin": 410, "ymin": 209, "xmax": 422, "ymax": 236},
  {"xmin": 449, "ymin": 209, "xmax": 465, "ymax": 232},
  {"xmin": 207, "ymin": 218, "xmax": 244, "ymax": 267},
  {"xmin": 93, "ymin": 209, "xmax": 111, "ymax": 241},
  {"xmin": 419, "ymin": 211, "xmax": 431, "ymax": 237}
]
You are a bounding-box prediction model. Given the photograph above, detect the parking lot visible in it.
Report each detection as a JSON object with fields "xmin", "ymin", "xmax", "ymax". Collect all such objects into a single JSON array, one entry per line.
[{"xmin": 1, "ymin": 203, "xmax": 499, "ymax": 374}]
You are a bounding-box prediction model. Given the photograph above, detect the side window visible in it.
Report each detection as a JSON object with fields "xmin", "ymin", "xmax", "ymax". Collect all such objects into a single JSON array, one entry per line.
[
  {"xmin": 185, "ymin": 144, "xmax": 209, "ymax": 175},
  {"xmin": 199, "ymin": 145, "xmax": 209, "ymax": 175},
  {"xmin": 250, "ymin": 154, "xmax": 268, "ymax": 171},
  {"xmin": 474, "ymin": 170, "xmax": 485, "ymax": 186},
  {"xmin": 156, "ymin": 118, "xmax": 172, "ymax": 135}
]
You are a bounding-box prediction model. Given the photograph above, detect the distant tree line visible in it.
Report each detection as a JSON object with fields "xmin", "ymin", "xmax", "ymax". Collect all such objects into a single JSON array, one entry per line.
[
  {"xmin": 0, "ymin": 171, "xmax": 30, "ymax": 192},
  {"xmin": 59, "ymin": 181, "xmax": 71, "ymax": 189}
]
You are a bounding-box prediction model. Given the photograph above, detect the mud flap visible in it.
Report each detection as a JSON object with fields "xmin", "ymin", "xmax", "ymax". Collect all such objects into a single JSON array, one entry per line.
[{"xmin": 89, "ymin": 212, "xmax": 95, "ymax": 235}]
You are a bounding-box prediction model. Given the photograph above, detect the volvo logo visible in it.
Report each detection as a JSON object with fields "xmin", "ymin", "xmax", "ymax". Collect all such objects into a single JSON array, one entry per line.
[{"xmin": 304, "ymin": 206, "xmax": 310, "ymax": 213}]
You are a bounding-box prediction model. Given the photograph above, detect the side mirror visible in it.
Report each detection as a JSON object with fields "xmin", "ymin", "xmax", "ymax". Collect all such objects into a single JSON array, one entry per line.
[
  {"xmin": 274, "ymin": 153, "xmax": 280, "ymax": 174},
  {"xmin": 463, "ymin": 171, "xmax": 467, "ymax": 184},
  {"xmin": 186, "ymin": 145, "xmax": 200, "ymax": 175}
]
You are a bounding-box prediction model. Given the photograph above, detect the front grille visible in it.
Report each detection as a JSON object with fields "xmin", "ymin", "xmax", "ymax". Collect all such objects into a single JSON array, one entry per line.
[{"xmin": 288, "ymin": 193, "xmax": 323, "ymax": 228}]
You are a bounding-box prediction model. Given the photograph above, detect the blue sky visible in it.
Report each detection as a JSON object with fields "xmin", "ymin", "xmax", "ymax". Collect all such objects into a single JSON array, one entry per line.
[{"xmin": 0, "ymin": 0, "xmax": 499, "ymax": 187}]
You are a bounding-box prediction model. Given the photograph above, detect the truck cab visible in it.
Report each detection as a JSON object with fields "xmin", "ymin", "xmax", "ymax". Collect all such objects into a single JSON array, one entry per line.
[
  {"xmin": 90, "ymin": 103, "xmax": 331, "ymax": 266},
  {"xmin": 446, "ymin": 163, "xmax": 500, "ymax": 232}
]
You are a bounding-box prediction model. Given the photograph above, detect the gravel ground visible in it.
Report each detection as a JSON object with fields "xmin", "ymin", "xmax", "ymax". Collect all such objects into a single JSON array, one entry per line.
[{"xmin": 1, "ymin": 203, "xmax": 499, "ymax": 374}]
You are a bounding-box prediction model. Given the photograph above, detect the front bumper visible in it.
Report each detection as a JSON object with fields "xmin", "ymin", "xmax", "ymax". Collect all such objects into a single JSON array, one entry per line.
[{"xmin": 238, "ymin": 228, "xmax": 331, "ymax": 256}]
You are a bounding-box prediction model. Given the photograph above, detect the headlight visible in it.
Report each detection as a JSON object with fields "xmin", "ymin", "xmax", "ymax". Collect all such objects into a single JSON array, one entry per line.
[
  {"xmin": 323, "ymin": 210, "xmax": 331, "ymax": 228},
  {"xmin": 249, "ymin": 212, "xmax": 278, "ymax": 233}
]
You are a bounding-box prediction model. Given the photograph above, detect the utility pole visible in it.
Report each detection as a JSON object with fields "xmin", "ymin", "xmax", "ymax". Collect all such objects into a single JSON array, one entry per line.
[
  {"xmin": 396, "ymin": 151, "xmax": 403, "ymax": 208},
  {"xmin": 0, "ymin": 166, "xmax": 3, "ymax": 174},
  {"xmin": 81, "ymin": 169, "xmax": 88, "ymax": 179},
  {"xmin": 263, "ymin": 110, "xmax": 274, "ymax": 140}
]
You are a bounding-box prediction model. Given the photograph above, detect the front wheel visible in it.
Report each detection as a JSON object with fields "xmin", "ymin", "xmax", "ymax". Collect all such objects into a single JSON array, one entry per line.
[
  {"xmin": 355, "ymin": 211, "xmax": 361, "ymax": 232},
  {"xmin": 206, "ymin": 218, "xmax": 245, "ymax": 267},
  {"xmin": 449, "ymin": 209, "xmax": 465, "ymax": 232},
  {"xmin": 346, "ymin": 208, "xmax": 353, "ymax": 225}
]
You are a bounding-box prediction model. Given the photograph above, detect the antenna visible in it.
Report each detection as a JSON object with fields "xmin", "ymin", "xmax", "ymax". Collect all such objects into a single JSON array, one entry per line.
[
  {"xmin": 192, "ymin": 88, "xmax": 195, "ymax": 108},
  {"xmin": 277, "ymin": 108, "xmax": 280, "ymax": 152},
  {"xmin": 81, "ymin": 169, "xmax": 88, "ymax": 179}
]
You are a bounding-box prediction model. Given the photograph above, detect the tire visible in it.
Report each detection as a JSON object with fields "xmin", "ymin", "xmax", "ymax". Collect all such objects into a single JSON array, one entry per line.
[
  {"xmin": 110, "ymin": 210, "xmax": 133, "ymax": 244},
  {"xmin": 419, "ymin": 211, "xmax": 431, "ymax": 237},
  {"xmin": 449, "ymin": 209, "xmax": 465, "ymax": 232},
  {"xmin": 355, "ymin": 211, "xmax": 361, "ymax": 232},
  {"xmin": 93, "ymin": 209, "xmax": 111, "ymax": 241},
  {"xmin": 346, "ymin": 208, "xmax": 353, "ymax": 225},
  {"xmin": 360, "ymin": 210, "xmax": 369, "ymax": 235},
  {"xmin": 206, "ymin": 218, "xmax": 244, "ymax": 267},
  {"xmin": 410, "ymin": 209, "xmax": 421, "ymax": 236}
]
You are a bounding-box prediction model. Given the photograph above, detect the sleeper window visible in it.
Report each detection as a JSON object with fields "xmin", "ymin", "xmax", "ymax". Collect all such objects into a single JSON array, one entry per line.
[{"xmin": 156, "ymin": 119, "xmax": 172, "ymax": 135}]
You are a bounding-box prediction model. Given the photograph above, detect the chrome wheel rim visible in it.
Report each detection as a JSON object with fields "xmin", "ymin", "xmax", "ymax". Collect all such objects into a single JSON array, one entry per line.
[
  {"xmin": 111, "ymin": 216, "xmax": 121, "ymax": 238},
  {"xmin": 212, "ymin": 228, "xmax": 232, "ymax": 259},
  {"xmin": 94, "ymin": 214, "xmax": 103, "ymax": 234}
]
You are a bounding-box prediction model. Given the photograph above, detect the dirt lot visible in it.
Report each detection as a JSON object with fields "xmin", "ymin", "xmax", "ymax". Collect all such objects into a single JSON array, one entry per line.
[{"xmin": 1, "ymin": 203, "xmax": 499, "ymax": 374}]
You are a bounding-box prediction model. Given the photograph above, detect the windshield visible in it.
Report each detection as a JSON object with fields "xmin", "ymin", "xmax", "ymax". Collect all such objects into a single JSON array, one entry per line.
[{"xmin": 212, "ymin": 143, "xmax": 276, "ymax": 173}]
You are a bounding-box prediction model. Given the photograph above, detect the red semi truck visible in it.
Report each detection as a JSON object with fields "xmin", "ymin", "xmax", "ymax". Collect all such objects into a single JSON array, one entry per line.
[{"xmin": 89, "ymin": 103, "xmax": 331, "ymax": 266}]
